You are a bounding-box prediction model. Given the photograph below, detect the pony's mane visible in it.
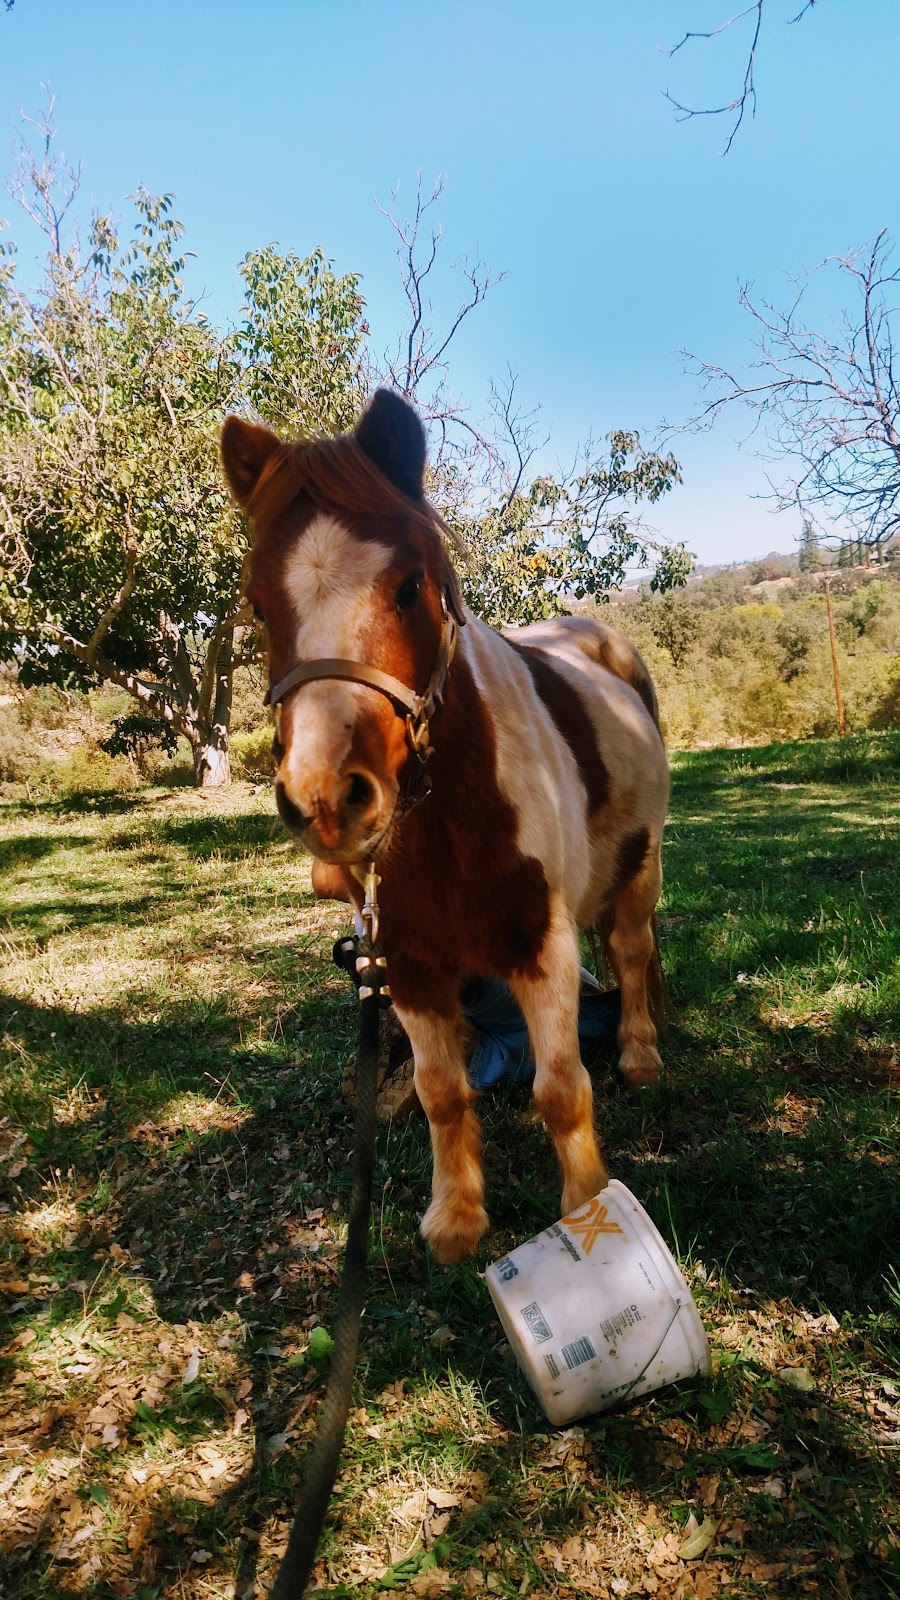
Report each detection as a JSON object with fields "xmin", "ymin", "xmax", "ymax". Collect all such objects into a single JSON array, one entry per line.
[{"xmin": 248, "ymin": 432, "xmax": 466, "ymax": 557}]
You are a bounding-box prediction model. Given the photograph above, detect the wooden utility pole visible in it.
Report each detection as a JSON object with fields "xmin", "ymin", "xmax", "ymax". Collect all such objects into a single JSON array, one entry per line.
[{"xmin": 823, "ymin": 575, "xmax": 846, "ymax": 737}]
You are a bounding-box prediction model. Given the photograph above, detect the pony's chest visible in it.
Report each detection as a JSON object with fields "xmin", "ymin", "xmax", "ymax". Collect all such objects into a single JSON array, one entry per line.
[{"xmin": 379, "ymin": 832, "xmax": 551, "ymax": 979}]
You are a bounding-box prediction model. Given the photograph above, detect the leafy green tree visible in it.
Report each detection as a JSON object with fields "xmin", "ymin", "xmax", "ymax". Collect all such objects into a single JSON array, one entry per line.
[
  {"xmin": 235, "ymin": 243, "xmax": 366, "ymax": 435},
  {"xmin": 0, "ymin": 112, "xmax": 366, "ymax": 785},
  {"xmin": 451, "ymin": 430, "xmax": 686, "ymax": 627},
  {"xmin": 775, "ymin": 606, "xmax": 819, "ymax": 681},
  {"xmin": 798, "ymin": 516, "xmax": 821, "ymax": 573},
  {"xmin": 644, "ymin": 593, "xmax": 702, "ymax": 668},
  {"xmin": 1, "ymin": 130, "xmax": 692, "ymax": 786}
]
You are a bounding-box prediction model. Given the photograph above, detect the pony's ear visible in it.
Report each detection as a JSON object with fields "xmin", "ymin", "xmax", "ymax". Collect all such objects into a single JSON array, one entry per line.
[
  {"xmin": 355, "ymin": 389, "xmax": 426, "ymax": 501},
  {"xmin": 221, "ymin": 416, "xmax": 282, "ymax": 507}
]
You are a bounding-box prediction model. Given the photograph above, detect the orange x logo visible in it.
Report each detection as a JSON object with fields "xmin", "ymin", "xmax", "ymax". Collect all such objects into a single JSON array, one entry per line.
[{"xmin": 561, "ymin": 1196, "xmax": 624, "ymax": 1255}]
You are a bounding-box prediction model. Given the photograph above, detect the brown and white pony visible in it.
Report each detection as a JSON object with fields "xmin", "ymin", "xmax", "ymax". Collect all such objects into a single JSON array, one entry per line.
[{"xmin": 222, "ymin": 390, "xmax": 669, "ymax": 1264}]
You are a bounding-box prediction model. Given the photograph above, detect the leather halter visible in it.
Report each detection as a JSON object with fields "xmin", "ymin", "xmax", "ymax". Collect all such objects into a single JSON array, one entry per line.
[{"xmin": 265, "ymin": 591, "xmax": 458, "ymax": 787}]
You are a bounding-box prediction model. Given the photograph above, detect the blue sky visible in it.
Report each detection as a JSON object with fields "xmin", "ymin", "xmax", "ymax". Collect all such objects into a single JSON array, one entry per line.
[{"xmin": 2, "ymin": 0, "xmax": 897, "ymax": 565}]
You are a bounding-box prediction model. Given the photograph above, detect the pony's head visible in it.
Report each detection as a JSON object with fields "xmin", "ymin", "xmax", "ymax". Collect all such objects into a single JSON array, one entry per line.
[{"xmin": 222, "ymin": 389, "xmax": 465, "ymax": 864}]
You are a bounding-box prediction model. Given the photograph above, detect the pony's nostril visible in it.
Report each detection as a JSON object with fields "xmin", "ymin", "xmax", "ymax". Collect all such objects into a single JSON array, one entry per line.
[
  {"xmin": 275, "ymin": 783, "xmax": 309, "ymax": 835},
  {"xmin": 344, "ymin": 771, "xmax": 375, "ymax": 812}
]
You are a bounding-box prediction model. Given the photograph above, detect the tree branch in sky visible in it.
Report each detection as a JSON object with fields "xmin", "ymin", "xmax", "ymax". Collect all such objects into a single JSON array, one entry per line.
[
  {"xmin": 672, "ymin": 232, "xmax": 900, "ymax": 559},
  {"xmin": 664, "ymin": 1, "xmax": 821, "ymax": 155}
]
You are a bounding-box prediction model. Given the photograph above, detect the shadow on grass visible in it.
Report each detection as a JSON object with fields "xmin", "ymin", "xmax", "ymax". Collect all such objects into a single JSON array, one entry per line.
[
  {"xmin": 12, "ymin": 788, "xmax": 158, "ymax": 819},
  {"xmin": 134, "ymin": 810, "xmax": 284, "ymax": 857},
  {"xmin": 0, "ymin": 833, "xmax": 95, "ymax": 871},
  {"xmin": 669, "ymin": 729, "xmax": 900, "ymax": 790},
  {"xmin": 3, "ymin": 973, "xmax": 896, "ymax": 1316}
]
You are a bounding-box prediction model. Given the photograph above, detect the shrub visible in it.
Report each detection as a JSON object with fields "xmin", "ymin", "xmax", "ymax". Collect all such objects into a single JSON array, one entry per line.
[
  {"xmin": 231, "ymin": 727, "xmax": 276, "ymax": 778},
  {"xmin": 0, "ymin": 701, "xmax": 45, "ymax": 785}
]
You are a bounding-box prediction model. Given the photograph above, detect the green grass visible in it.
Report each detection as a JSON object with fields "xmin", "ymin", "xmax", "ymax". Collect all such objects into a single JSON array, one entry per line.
[{"xmin": 1, "ymin": 732, "xmax": 898, "ymax": 1599}]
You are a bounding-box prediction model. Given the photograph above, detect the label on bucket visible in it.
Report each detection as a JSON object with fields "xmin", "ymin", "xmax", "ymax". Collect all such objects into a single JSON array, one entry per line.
[
  {"xmin": 560, "ymin": 1334, "xmax": 597, "ymax": 1369},
  {"xmin": 560, "ymin": 1196, "xmax": 625, "ymax": 1254},
  {"xmin": 520, "ymin": 1301, "xmax": 554, "ymax": 1343},
  {"xmin": 600, "ymin": 1303, "xmax": 645, "ymax": 1343}
]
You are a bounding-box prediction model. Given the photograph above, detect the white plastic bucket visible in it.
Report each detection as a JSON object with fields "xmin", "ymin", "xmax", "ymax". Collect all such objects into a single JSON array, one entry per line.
[{"xmin": 485, "ymin": 1180, "xmax": 711, "ymax": 1426}]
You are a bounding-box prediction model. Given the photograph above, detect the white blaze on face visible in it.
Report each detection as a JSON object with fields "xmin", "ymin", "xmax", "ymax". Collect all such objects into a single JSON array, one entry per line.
[{"xmin": 278, "ymin": 515, "xmax": 394, "ymax": 786}]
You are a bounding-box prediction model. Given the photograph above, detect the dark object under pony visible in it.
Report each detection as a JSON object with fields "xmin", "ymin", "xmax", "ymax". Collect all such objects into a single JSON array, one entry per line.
[{"xmin": 333, "ymin": 932, "xmax": 621, "ymax": 1090}]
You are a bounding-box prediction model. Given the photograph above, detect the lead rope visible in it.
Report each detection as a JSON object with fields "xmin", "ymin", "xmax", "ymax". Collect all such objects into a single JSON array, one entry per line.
[{"xmin": 270, "ymin": 865, "xmax": 387, "ymax": 1600}]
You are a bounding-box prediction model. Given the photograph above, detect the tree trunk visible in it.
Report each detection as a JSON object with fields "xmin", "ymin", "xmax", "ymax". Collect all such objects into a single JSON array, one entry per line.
[
  {"xmin": 196, "ymin": 735, "xmax": 231, "ymax": 788},
  {"xmin": 195, "ymin": 631, "xmax": 234, "ymax": 788}
]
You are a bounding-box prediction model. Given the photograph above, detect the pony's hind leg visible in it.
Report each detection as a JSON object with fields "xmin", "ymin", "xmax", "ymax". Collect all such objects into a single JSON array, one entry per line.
[
  {"xmin": 391, "ymin": 972, "xmax": 487, "ymax": 1264},
  {"xmin": 606, "ymin": 838, "xmax": 664, "ymax": 1088},
  {"xmin": 510, "ymin": 897, "xmax": 608, "ymax": 1216}
]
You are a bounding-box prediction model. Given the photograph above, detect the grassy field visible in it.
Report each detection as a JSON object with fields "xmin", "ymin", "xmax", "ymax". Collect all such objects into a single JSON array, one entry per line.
[{"xmin": 1, "ymin": 732, "xmax": 898, "ymax": 1600}]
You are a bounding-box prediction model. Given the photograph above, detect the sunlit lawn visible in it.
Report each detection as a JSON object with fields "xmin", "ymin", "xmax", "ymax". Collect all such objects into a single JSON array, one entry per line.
[{"xmin": 1, "ymin": 733, "xmax": 898, "ymax": 1599}]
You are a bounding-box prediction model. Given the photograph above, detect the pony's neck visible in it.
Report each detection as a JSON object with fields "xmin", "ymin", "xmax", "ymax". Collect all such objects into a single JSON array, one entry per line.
[{"xmin": 398, "ymin": 621, "xmax": 491, "ymax": 843}]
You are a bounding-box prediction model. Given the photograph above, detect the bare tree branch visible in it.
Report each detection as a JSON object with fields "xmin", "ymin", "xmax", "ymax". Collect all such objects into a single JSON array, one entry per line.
[
  {"xmin": 672, "ymin": 231, "xmax": 900, "ymax": 557},
  {"xmin": 664, "ymin": 1, "xmax": 820, "ymax": 154},
  {"xmin": 374, "ymin": 173, "xmax": 507, "ymax": 475}
]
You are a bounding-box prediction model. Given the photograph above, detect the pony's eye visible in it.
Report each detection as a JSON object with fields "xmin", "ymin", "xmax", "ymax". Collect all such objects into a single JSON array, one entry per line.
[{"xmin": 395, "ymin": 573, "xmax": 423, "ymax": 613}]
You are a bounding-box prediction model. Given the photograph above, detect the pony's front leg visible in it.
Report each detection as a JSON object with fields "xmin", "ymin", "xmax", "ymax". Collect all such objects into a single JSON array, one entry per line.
[
  {"xmin": 510, "ymin": 897, "xmax": 608, "ymax": 1216},
  {"xmin": 391, "ymin": 965, "xmax": 487, "ymax": 1264}
]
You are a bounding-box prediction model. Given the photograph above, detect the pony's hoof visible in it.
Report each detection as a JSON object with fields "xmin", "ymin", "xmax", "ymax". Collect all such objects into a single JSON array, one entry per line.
[
  {"xmin": 618, "ymin": 1043, "xmax": 662, "ymax": 1088},
  {"xmin": 421, "ymin": 1200, "xmax": 488, "ymax": 1264}
]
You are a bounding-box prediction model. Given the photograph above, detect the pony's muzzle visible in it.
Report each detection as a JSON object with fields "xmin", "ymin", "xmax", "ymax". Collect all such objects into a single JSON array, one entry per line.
[{"xmin": 274, "ymin": 765, "xmax": 387, "ymax": 860}]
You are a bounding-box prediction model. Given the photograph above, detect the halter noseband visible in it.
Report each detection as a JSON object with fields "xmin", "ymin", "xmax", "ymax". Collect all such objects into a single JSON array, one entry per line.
[{"xmin": 264, "ymin": 590, "xmax": 458, "ymax": 782}]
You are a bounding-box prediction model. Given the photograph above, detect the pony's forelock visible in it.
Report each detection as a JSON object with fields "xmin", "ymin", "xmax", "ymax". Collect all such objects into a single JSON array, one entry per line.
[{"xmin": 246, "ymin": 431, "xmax": 468, "ymax": 621}]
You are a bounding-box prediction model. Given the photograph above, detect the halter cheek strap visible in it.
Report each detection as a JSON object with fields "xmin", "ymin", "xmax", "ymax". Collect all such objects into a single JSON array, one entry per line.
[{"xmin": 264, "ymin": 593, "xmax": 459, "ymax": 773}]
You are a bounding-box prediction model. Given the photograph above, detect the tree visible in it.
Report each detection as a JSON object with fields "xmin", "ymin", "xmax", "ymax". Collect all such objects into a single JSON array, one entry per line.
[
  {"xmin": 679, "ymin": 232, "xmax": 900, "ymax": 568},
  {"xmin": 1, "ymin": 123, "xmax": 691, "ymax": 783},
  {"xmin": 644, "ymin": 593, "xmax": 702, "ymax": 668},
  {"xmin": 450, "ymin": 413, "xmax": 687, "ymax": 626},
  {"xmin": 235, "ymin": 243, "xmax": 366, "ymax": 436},
  {"xmin": 0, "ymin": 108, "xmax": 366, "ymax": 785},
  {"xmin": 797, "ymin": 516, "xmax": 821, "ymax": 572}
]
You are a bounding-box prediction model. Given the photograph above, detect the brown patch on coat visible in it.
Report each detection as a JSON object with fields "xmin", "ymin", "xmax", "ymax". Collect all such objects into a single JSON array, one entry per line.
[
  {"xmin": 595, "ymin": 892, "xmax": 667, "ymax": 1037},
  {"xmin": 369, "ymin": 651, "xmax": 552, "ymax": 1014},
  {"xmin": 245, "ymin": 489, "xmax": 460, "ymax": 819},
  {"xmin": 588, "ymin": 633, "xmax": 660, "ymax": 731},
  {"xmin": 646, "ymin": 912, "xmax": 668, "ymax": 1034},
  {"xmin": 504, "ymin": 640, "xmax": 610, "ymax": 813}
]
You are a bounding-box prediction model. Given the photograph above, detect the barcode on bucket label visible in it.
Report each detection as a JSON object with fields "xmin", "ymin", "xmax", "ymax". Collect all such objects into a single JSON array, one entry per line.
[
  {"xmin": 600, "ymin": 1304, "xmax": 643, "ymax": 1345},
  {"xmin": 521, "ymin": 1301, "xmax": 553, "ymax": 1343},
  {"xmin": 560, "ymin": 1334, "xmax": 597, "ymax": 1370}
]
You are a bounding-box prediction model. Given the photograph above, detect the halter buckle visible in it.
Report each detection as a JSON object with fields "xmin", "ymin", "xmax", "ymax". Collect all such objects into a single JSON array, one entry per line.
[{"xmin": 406, "ymin": 709, "xmax": 434, "ymax": 764}]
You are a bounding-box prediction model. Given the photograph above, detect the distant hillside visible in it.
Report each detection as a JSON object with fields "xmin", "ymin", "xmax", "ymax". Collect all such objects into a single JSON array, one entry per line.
[{"xmin": 600, "ymin": 559, "xmax": 900, "ymax": 748}]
